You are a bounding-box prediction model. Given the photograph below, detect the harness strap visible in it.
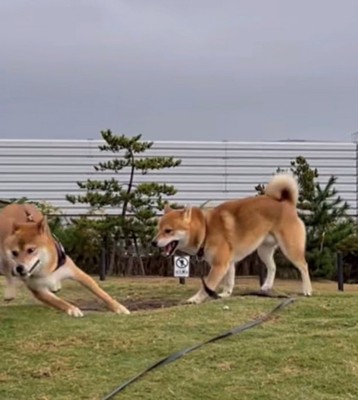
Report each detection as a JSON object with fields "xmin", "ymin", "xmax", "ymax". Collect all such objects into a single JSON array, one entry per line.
[
  {"xmin": 196, "ymin": 247, "xmax": 205, "ymax": 261},
  {"xmin": 53, "ymin": 235, "xmax": 67, "ymax": 269}
]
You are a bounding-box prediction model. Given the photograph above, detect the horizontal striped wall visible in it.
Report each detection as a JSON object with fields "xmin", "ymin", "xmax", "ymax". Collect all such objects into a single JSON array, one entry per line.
[{"xmin": 0, "ymin": 139, "xmax": 356, "ymax": 216}]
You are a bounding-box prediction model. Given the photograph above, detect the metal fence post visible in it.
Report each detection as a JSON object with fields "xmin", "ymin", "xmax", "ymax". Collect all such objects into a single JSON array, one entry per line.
[
  {"xmin": 99, "ymin": 237, "xmax": 107, "ymax": 281},
  {"xmin": 336, "ymin": 252, "xmax": 344, "ymax": 291}
]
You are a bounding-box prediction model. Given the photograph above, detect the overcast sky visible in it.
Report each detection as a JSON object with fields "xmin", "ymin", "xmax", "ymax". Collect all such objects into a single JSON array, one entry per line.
[{"xmin": 1, "ymin": 0, "xmax": 358, "ymax": 142}]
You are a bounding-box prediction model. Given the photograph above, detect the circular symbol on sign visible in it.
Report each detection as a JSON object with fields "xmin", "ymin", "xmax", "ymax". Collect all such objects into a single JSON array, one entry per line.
[{"xmin": 175, "ymin": 257, "xmax": 189, "ymax": 268}]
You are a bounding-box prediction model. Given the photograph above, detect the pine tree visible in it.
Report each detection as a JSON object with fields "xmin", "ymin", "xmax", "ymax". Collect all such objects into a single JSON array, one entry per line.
[
  {"xmin": 301, "ymin": 175, "xmax": 354, "ymax": 278},
  {"xmin": 290, "ymin": 156, "xmax": 318, "ymax": 205},
  {"xmin": 67, "ymin": 130, "xmax": 181, "ymax": 271}
]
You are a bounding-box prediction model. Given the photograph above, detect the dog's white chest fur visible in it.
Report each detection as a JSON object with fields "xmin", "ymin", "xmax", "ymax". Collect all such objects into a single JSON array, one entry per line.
[{"xmin": 26, "ymin": 264, "xmax": 72, "ymax": 291}]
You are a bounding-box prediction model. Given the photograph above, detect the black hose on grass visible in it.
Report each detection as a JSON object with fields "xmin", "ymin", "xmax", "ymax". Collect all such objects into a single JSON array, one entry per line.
[{"xmin": 102, "ymin": 297, "xmax": 295, "ymax": 399}]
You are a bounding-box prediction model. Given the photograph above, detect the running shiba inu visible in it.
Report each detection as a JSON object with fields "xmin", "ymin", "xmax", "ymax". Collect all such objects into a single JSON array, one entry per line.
[
  {"xmin": 0, "ymin": 203, "xmax": 130, "ymax": 317},
  {"xmin": 153, "ymin": 173, "xmax": 312, "ymax": 304}
]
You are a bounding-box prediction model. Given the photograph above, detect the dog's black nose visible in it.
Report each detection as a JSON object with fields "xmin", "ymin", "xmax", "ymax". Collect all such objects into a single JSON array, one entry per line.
[
  {"xmin": 151, "ymin": 240, "xmax": 157, "ymax": 247},
  {"xmin": 15, "ymin": 264, "xmax": 26, "ymax": 276}
]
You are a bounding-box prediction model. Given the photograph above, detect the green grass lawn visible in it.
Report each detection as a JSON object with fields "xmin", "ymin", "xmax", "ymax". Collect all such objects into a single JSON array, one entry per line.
[{"xmin": 1, "ymin": 276, "xmax": 358, "ymax": 400}]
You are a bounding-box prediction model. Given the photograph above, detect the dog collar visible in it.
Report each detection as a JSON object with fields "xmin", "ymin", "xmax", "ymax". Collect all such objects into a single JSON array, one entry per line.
[{"xmin": 26, "ymin": 239, "xmax": 66, "ymax": 276}]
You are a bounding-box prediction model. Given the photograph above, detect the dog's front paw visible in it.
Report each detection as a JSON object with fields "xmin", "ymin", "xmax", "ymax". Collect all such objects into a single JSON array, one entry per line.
[
  {"xmin": 218, "ymin": 290, "xmax": 232, "ymax": 298},
  {"xmin": 66, "ymin": 306, "xmax": 84, "ymax": 318},
  {"xmin": 302, "ymin": 283, "xmax": 313, "ymax": 297},
  {"xmin": 186, "ymin": 295, "xmax": 204, "ymax": 304},
  {"xmin": 260, "ymin": 284, "xmax": 272, "ymax": 292},
  {"xmin": 113, "ymin": 303, "xmax": 130, "ymax": 315}
]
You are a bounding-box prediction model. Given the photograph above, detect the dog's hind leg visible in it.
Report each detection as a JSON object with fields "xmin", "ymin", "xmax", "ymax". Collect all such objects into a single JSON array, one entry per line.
[
  {"xmin": 219, "ymin": 262, "xmax": 236, "ymax": 298},
  {"xmin": 276, "ymin": 220, "xmax": 312, "ymax": 296},
  {"xmin": 257, "ymin": 244, "xmax": 277, "ymax": 292}
]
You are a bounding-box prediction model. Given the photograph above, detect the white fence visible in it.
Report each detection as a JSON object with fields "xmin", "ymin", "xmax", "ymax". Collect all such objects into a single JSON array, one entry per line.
[{"xmin": 0, "ymin": 139, "xmax": 356, "ymax": 216}]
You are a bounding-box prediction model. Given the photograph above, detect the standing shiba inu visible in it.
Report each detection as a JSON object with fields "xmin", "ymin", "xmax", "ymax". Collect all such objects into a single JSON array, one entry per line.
[
  {"xmin": 0, "ymin": 203, "xmax": 130, "ymax": 317},
  {"xmin": 153, "ymin": 173, "xmax": 312, "ymax": 304}
]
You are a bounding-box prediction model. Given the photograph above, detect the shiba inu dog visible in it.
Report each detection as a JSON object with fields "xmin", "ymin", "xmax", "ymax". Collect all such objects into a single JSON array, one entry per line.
[
  {"xmin": 0, "ymin": 203, "xmax": 130, "ymax": 317},
  {"xmin": 153, "ymin": 173, "xmax": 312, "ymax": 304}
]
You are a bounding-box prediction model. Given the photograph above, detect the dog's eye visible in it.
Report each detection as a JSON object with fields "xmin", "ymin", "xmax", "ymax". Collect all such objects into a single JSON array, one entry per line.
[
  {"xmin": 27, "ymin": 248, "xmax": 35, "ymax": 254},
  {"xmin": 11, "ymin": 250, "xmax": 19, "ymax": 257},
  {"xmin": 164, "ymin": 229, "xmax": 173, "ymax": 234}
]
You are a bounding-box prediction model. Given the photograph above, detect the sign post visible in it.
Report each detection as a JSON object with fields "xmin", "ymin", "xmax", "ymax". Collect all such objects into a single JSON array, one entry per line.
[{"xmin": 174, "ymin": 255, "xmax": 190, "ymax": 284}]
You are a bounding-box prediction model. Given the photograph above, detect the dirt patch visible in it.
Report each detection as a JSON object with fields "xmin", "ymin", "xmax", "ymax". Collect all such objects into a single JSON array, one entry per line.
[
  {"xmin": 74, "ymin": 290, "xmax": 292, "ymax": 313},
  {"xmin": 74, "ymin": 298, "xmax": 180, "ymax": 312},
  {"xmin": 124, "ymin": 298, "xmax": 180, "ymax": 311}
]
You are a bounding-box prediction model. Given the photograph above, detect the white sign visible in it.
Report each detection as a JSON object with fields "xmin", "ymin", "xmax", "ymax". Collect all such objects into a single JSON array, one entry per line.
[{"xmin": 174, "ymin": 255, "xmax": 190, "ymax": 277}]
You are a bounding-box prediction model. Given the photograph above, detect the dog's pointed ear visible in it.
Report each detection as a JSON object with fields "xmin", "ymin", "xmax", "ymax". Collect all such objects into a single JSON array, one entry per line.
[
  {"xmin": 164, "ymin": 203, "xmax": 172, "ymax": 214},
  {"xmin": 36, "ymin": 216, "xmax": 47, "ymax": 233},
  {"xmin": 183, "ymin": 206, "xmax": 192, "ymax": 222}
]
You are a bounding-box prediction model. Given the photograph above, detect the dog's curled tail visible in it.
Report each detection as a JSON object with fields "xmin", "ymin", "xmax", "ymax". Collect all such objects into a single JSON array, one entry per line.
[{"xmin": 265, "ymin": 173, "xmax": 299, "ymax": 206}]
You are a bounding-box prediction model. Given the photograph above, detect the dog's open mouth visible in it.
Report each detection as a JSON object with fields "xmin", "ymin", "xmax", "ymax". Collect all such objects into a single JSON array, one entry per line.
[{"xmin": 164, "ymin": 240, "xmax": 179, "ymax": 257}]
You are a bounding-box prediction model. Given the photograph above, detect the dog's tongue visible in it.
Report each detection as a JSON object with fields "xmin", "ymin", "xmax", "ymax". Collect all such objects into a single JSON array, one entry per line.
[{"xmin": 164, "ymin": 242, "xmax": 176, "ymax": 256}]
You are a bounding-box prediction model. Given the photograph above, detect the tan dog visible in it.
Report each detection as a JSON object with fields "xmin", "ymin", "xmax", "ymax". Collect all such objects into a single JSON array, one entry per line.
[
  {"xmin": 153, "ymin": 173, "xmax": 312, "ymax": 304},
  {"xmin": 0, "ymin": 203, "xmax": 130, "ymax": 317}
]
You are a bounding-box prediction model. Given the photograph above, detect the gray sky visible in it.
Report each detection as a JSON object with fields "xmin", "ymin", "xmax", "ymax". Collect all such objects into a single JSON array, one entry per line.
[{"xmin": 1, "ymin": 0, "xmax": 358, "ymax": 142}]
